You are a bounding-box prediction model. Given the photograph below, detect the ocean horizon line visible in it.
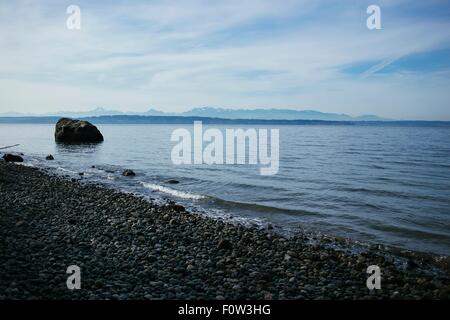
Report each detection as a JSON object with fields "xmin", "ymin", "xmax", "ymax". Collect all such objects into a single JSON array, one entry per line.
[{"xmin": 1, "ymin": 114, "xmax": 450, "ymax": 126}]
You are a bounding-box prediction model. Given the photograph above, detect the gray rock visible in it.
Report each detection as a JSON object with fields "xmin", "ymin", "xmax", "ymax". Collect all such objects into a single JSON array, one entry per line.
[
  {"xmin": 166, "ymin": 203, "xmax": 185, "ymax": 213},
  {"xmin": 2, "ymin": 154, "xmax": 23, "ymax": 163},
  {"xmin": 217, "ymin": 239, "xmax": 233, "ymax": 250},
  {"xmin": 54, "ymin": 118, "xmax": 103, "ymax": 143},
  {"xmin": 122, "ymin": 169, "xmax": 136, "ymax": 176}
]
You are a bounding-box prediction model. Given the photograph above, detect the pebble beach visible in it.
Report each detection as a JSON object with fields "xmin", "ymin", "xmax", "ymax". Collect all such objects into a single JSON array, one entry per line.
[{"xmin": 1, "ymin": 160, "xmax": 449, "ymax": 300}]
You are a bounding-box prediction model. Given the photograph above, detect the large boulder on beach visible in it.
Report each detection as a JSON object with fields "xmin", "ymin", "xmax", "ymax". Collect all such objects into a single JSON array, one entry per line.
[
  {"xmin": 55, "ymin": 118, "xmax": 103, "ymax": 143},
  {"xmin": 2, "ymin": 154, "xmax": 23, "ymax": 163}
]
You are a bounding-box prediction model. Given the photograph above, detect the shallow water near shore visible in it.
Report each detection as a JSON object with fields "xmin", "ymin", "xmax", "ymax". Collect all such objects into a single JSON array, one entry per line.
[{"xmin": 1, "ymin": 123, "xmax": 450, "ymax": 256}]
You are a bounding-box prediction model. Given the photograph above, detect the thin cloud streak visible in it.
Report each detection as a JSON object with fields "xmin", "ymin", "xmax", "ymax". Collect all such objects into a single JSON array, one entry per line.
[
  {"xmin": 0, "ymin": 0, "xmax": 449, "ymax": 119},
  {"xmin": 360, "ymin": 53, "xmax": 406, "ymax": 78}
]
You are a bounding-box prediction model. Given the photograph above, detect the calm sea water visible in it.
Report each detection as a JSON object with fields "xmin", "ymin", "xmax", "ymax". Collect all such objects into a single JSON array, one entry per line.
[{"xmin": 1, "ymin": 123, "xmax": 450, "ymax": 256}]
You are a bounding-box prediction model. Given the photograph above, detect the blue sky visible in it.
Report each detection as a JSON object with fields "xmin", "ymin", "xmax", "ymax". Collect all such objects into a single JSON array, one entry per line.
[{"xmin": 0, "ymin": 0, "xmax": 449, "ymax": 120}]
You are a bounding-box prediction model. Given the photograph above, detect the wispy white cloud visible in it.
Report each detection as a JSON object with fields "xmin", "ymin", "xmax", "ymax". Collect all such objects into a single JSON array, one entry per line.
[
  {"xmin": 360, "ymin": 54, "xmax": 406, "ymax": 78},
  {"xmin": 0, "ymin": 0, "xmax": 449, "ymax": 119}
]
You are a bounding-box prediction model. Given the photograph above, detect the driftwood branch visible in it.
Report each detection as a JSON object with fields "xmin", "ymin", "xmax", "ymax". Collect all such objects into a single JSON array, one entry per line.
[{"xmin": 0, "ymin": 144, "xmax": 20, "ymax": 150}]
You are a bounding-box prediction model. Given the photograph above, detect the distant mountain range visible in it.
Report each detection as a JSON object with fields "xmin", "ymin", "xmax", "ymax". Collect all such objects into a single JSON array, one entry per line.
[{"xmin": 0, "ymin": 107, "xmax": 387, "ymax": 121}]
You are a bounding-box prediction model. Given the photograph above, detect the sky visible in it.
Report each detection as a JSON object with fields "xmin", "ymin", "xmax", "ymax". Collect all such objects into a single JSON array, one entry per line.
[{"xmin": 0, "ymin": 0, "xmax": 449, "ymax": 120}]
